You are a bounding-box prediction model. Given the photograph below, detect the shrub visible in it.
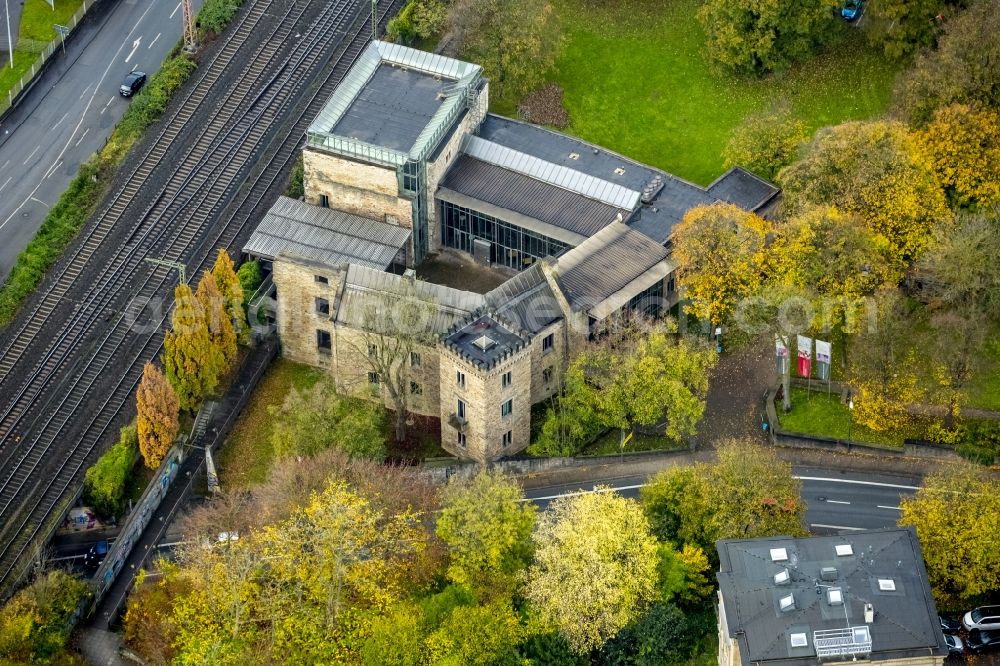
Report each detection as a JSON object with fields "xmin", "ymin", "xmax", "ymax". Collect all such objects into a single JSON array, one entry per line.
[
  {"xmin": 84, "ymin": 424, "xmax": 138, "ymax": 518},
  {"xmin": 286, "ymin": 153, "xmax": 304, "ymax": 199},
  {"xmin": 237, "ymin": 260, "xmax": 263, "ymax": 299},
  {"xmin": 0, "ymin": 570, "xmax": 90, "ymax": 663},
  {"xmin": 197, "ymin": 0, "xmax": 244, "ymax": 36},
  {"xmin": 387, "ymin": 1, "xmax": 418, "ymax": 43},
  {"xmin": 724, "ymin": 102, "xmax": 809, "ymax": 180}
]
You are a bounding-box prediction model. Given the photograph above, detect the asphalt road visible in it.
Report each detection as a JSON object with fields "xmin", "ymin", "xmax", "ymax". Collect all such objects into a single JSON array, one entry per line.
[
  {"xmin": 522, "ymin": 466, "xmax": 921, "ymax": 534},
  {"xmin": 0, "ymin": 0, "xmax": 201, "ymax": 282}
]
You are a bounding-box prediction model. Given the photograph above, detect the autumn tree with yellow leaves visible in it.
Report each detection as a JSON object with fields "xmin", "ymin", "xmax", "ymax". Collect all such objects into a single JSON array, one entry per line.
[
  {"xmin": 212, "ymin": 250, "xmax": 250, "ymax": 345},
  {"xmin": 915, "ymin": 103, "xmax": 1000, "ymax": 209},
  {"xmin": 136, "ymin": 361, "xmax": 180, "ymax": 469},
  {"xmin": 163, "ymin": 283, "xmax": 225, "ymax": 411},
  {"xmin": 195, "ymin": 270, "xmax": 238, "ymax": 373}
]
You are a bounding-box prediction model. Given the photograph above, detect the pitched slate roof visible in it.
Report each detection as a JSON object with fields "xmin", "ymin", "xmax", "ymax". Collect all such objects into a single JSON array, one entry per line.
[
  {"xmin": 553, "ymin": 222, "xmax": 672, "ymax": 317},
  {"xmin": 716, "ymin": 528, "xmax": 946, "ymax": 666},
  {"xmin": 245, "ymin": 197, "xmax": 410, "ymax": 270},
  {"xmin": 484, "ymin": 263, "xmax": 563, "ymax": 335}
]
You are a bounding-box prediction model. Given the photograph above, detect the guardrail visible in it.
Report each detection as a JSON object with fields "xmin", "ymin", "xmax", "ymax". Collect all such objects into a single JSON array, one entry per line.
[{"xmin": 1, "ymin": 0, "xmax": 99, "ymax": 118}]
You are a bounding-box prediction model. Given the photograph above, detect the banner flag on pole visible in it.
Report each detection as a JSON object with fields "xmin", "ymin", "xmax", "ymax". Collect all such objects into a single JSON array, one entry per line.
[
  {"xmin": 775, "ymin": 335, "xmax": 788, "ymax": 376},
  {"xmin": 815, "ymin": 339, "xmax": 831, "ymax": 381},
  {"xmin": 797, "ymin": 335, "xmax": 812, "ymax": 378}
]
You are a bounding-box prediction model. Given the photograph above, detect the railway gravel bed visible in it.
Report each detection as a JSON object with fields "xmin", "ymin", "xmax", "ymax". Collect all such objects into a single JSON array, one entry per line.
[{"xmin": 0, "ymin": 0, "xmax": 402, "ymax": 598}]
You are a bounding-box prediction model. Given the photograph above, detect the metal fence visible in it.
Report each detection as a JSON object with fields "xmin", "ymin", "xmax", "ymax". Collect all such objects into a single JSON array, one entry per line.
[{"xmin": 1, "ymin": 0, "xmax": 99, "ymax": 117}]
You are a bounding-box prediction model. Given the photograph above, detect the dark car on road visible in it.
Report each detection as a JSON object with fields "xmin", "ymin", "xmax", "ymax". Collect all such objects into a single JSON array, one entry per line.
[
  {"xmin": 82, "ymin": 540, "xmax": 109, "ymax": 571},
  {"xmin": 967, "ymin": 630, "xmax": 1000, "ymax": 654},
  {"xmin": 120, "ymin": 70, "xmax": 147, "ymax": 97}
]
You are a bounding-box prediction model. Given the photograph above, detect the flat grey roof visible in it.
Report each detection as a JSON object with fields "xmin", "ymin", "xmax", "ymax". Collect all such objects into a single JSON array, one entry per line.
[
  {"xmin": 330, "ymin": 64, "xmax": 453, "ymax": 153},
  {"xmin": 245, "ymin": 197, "xmax": 410, "ymax": 270},
  {"xmin": 707, "ymin": 167, "xmax": 781, "ymax": 211},
  {"xmin": 439, "ymin": 155, "xmax": 626, "ymax": 240},
  {"xmin": 443, "ymin": 314, "xmax": 528, "ymax": 370},
  {"xmin": 716, "ymin": 528, "xmax": 946, "ymax": 666}
]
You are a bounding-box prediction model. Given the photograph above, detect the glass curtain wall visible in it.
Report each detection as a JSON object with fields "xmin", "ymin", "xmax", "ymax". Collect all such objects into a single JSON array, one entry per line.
[{"xmin": 440, "ymin": 200, "xmax": 568, "ymax": 270}]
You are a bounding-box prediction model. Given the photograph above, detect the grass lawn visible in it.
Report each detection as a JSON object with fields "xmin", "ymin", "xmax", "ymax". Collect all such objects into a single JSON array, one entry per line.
[
  {"xmin": 777, "ymin": 388, "xmax": 907, "ymax": 448},
  {"xmin": 495, "ymin": 0, "xmax": 901, "ymax": 185},
  {"xmin": 1, "ymin": 0, "xmax": 86, "ymax": 103},
  {"xmin": 963, "ymin": 336, "xmax": 1000, "ymax": 412},
  {"xmin": 217, "ymin": 358, "xmax": 324, "ymax": 489}
]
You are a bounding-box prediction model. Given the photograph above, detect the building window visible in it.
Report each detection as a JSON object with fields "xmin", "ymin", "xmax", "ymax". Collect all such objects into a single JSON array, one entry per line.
[
  {"xmin": 314, "ymin": 275, "xmax": 328, "ymax": 284},
  {"xmin": 410, "ymin": 381, "xmax": 422, "ymax": 396},
  {"xmin": 625, "ymin": 280, "xmax": 665, "ymax": 319},
  {"xmin": 319, "ymin": 194, "xmax": 330, "ymax": 208},
  {"xmin": 542, "ymin": 366, "xmax": 553, "ymax": 384},
  {"xmin": 667, "ymin": 274, "xmax": 676, "ymax": 293},
  {"xmin": 316, "ymin": 330, "xmax": 331, "ymax": 351},
  {"xmin": 456, "ymin": 370, "xmax": 466, "ymax": 388},
  {"xmin": 315, "ymin": 297, "xmax": 330, "ymax": 315},
  {"xmin": 440, "ymin": 200, "xmax": 568, "ymax": 271},
  {"xmin": 501, "ymin": 399, "xmax": 513, "ymax": 418},
  {"xmin": 501, "ymin": 371, "xmax": 512, "ymax": 389},
  {"xmin": 368, "ymin": 344, "xmax": 377, "ymax": 358},
  {"xmin": 410, "ymin": 351, "xmax": 421, "ymax": 368},
  {"xmin": 502, "ymin": 430, "xmax": 512, "ymax": 447},
  {"xmin": 457, "ymin": 431, "xmax": 467, "ymax": 448},
  {"xmin": 368, "ymin": 372, "xmax": 380, "ymax": 387},
  {"xmin": 542, "ymin": 334, "xmax": 554, "ymax": 354},
  {"xmin": 457, "ymin": 398, "xmax": 466, "ymax": 420}
]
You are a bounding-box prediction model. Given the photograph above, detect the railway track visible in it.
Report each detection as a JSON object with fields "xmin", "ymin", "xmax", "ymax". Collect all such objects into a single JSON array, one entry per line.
[{"xmin": 0, "ymin": 0, "xmax": 403, "ymax": 596}]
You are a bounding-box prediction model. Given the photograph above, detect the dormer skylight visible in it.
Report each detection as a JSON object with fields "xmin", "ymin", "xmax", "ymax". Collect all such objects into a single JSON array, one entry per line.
[{"xmin": 770, "ymin": 547, "xmax": 789, "ymax": 562}]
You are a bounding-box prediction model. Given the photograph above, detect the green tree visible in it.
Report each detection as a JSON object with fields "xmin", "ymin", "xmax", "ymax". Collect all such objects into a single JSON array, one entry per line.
[
  {"xmin": 672, "ymin": 203, "xmax": 777, "ymax": 326},
  {"xmin": 196, "ymin": 271, "xmax": 238, "ymax": 374},
  {"xmin": 525, "ymin": 492, "xmax": 659, "ymax": 654},
  {"xmin": 597, "ymin": 602, "xmax": 695, "ymax": 666},
  {"xmin": 893, "ymin": 0, "xmax": 1000, "ymax": 124},
  {"xmin": 529, "ymin": 363, "xmax": 604, "ymax": 457},
  {"xmin": 778, "ymin": 120, "xmax": 950, "ymax": 263},
  {"xmin": 236, "ymin": 260, "xmax": 262, "ymax": 302},
  {"xmin": 269, "ymin": 379, "xmax": 387, "ymax": 460},
  {"xmin": 915, "ymin": 103, "xmax": 1000, "ymax": 209},
  {"xmin": 698, "ymin": 0, "xmax": 838, "ymax": 74},
  {"xmin": 899, "ymin": 464, "xmax": 1000, "ymax": 607},
  {"xmin": 136, "ymin": 361, "xmax": 180, "ymax": 469},
  {"xmin": 642, "ymin": 439, "xmax": 805, "ymax": 555},
  {"xmin": 424, "ymin": 601, "xmax": 524, "ymax": 666},
  {"xmin": 360, "ymin": 602, "xmax": 424, "ymax": 666},
  {"xmin": 212, "ymin": 249, "xmax": 250, "ymax": 346},
  {"xmin": 0, "ymin": 571, "xmax": 90, "ymax": 664},
  {"xmin": 84, "ymin": 424, "xmax": 138, "ymax": 517},
  {"xmin": 163, "ymin": 283, "xmax": 224, "ymax": 411},
  {"xmin": 723, "ymin": 103, "xmax": 809, "ymax": 180},
  {"xmin": 435, "ymin": 469, "xmax": 536, "ymax": 596},
  {"xmin": 518, "ymin": 632, "xmax": 585, "ymax": 666},
  {"xmin": 918, "ymin": 209, "xmax": 1000, "ymax": 320},
  {"xmin": 867, "ymin": 0, "xmax": 959, "ymax": 58},
  {"xmin": 450, "ymin": 0, "xmax": 560, "ymax": 101},
  {"xmin": 655, "ymin": 544, "xmax": 714, "ymax": 607}
]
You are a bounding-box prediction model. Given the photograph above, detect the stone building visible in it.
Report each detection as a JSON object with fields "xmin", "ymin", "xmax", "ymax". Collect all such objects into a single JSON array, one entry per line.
[
  {"xmin": 716, "ymin": 528, "xmax": 947, "ymax": 666},
  {"xmin": 245, "ymin": 40, "xmax": 780, "ymax": 462}
]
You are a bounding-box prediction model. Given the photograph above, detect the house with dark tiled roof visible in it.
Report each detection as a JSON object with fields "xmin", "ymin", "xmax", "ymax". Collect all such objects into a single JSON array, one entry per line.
[
  {"xmin": 716, "ymin": 528, "xmax": 947, "ymax": 666},
  {"xmin": 244, "ymin": 41, "xmax": 779, "ymax": 461}
]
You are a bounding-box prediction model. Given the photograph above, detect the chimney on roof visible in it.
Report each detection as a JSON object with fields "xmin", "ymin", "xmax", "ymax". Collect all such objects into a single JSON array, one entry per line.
[{"xmin": 865, "ymin": 604, "xmax": 874, "ymax": 624}]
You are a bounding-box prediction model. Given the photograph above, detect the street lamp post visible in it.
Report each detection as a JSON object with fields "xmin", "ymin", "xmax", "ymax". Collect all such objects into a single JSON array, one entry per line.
[
  {"xmin": 846, "ymin": 392, "xmax": 854, "ymax": 451},
  {"xmin": 4, "ymin": 0, "xmax": 13, "ymax": 68}
]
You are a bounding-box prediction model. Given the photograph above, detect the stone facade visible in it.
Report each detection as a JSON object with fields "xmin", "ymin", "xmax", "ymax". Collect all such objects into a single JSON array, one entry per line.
[{"xmin": 303, "ymin": 149, "xmax": 414, "ymax": 228}]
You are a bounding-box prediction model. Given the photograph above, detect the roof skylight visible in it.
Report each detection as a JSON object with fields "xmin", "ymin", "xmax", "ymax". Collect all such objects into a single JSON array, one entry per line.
[
  {"xmin": 780, "ymin": 594, "xmax": 796, "ymax": 612},
  {"xmin": 878, "ymin": 578, "xmax": 896, "ymax": 591},
  {"xmin": 770, "ymin": 547, "xmax": 789, "ymax": 562},
  {"xmin": 828, "ymin": 588, "xmax": 844, "ymax": 605},
  {"xmin": 835, "ymin": 544, "xmax": 854, "ymax": 556},
  {"xmin": 790, "ymin": 633, "xmax": 808, "ymax": 648}
]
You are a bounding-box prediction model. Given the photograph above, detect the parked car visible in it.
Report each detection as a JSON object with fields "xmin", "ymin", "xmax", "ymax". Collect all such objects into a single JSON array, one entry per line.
[
  {"xmin": 967, "ymin": 630, "xmax": 1000, "ymax": 654},
  {"xmin": 944, "ymin": 634, "xmax": 964, "ymax": 656},
  {"xmin": 119, "ymin": 70, "xmax": 147, "ymax": 97},
  {"xmin": 939, "ymin": 616, "xmax": 963, "ymax": 634},
  {"xmin": 963, "ymin": 605, "xmax": 1000, "ymax": 632},
  {"xmin": 841, "ymin": 0, "xmax": 863, "ymax": 20},
  {"xmin": 82, "ymin": 540, "xmax": 109, "ymax": 571}
]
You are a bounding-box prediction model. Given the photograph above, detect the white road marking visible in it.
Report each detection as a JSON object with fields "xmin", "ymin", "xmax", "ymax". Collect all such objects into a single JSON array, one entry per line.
[
  {"xmin": 810, "ymin": 524, "xmax": 867, "ymax": 532},
  {"xmin": 74, "ymin": 127, "xmax": 91, "ymax": 147},
  {"xmin": 519, "ymin": 484, "xmax": 646, "ymax": 502},
  {"xmin": 79, "ymin": 84, "xmax": 90, "ymax": 100},
  {"xmin": 0, "ymin": 160, "xmax": 8, "ymax": 170},
  {"xmin": 825, "ymin": 499, "xmax": 851, "ymax": 505},
  {"xmin": 44, "ymin": 160, "xmax": 63, "ymax": 179},
  {"xmin": 170, "ymin": 1, "xmax": 181, "ymax": 18},
  {"xmin": 22, "ymin": 145, "xmax": 40, "ymax": 165},
  {"xmin": 148, "ymin": 32, "xmax": 160, "ymax": 49},
  {"xmin": 101, "ymin": 96, "xmax": 116, "ymax": 114},
  {"xmin": 0, "ymin": 177, "xmax": 11, "ymax": 193},
  {"xmin": 29, "ymin": 196, "xmax": 49, "ymax": 209},
  {"xmin": 52, "ymin": 112, "xmax": 69, "ymax": 130},
  {"xmin": 877, "ymin": 505, "xmax": 902, "ymax": 511},
  {"xmin": 794, "ymin": 475, "xmax": 919, "ymax": 491},
  {"xmin": 125, "ymin": 37, "xmax": 142, "ymax": 63},
  {"xmin": 0, "ymin": 0, "xmax": 158, "ymax": 233}
]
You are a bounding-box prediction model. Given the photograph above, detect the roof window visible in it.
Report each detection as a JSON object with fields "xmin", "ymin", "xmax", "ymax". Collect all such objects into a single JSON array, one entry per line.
[
  {"xmin": 568, "ymin": 152, "xmax": 580, "ymax": 160},
  {"xmin": 878, "ymin": 578, "xmax": 896, "ymax": 591},
  {"xmin": 614, "ymin": 166, "xmax": 626, "ymax": 175},
  {"xmin": 828, "ymin": 588, "xmax": 844, "ymax": 605},
  {"xmin": 770, "ymin": 547, "xmax": 788, "ymax": 562},
  {"xmin": 835, "ymin": 544, "xmax": 854, "ymax": 556},
  {"xmin": 780, "ymin": 594, "xmax": 796, "ymax": 612},
  {"xmin": 774, "ymin": 569, "xmax": 790, "ymax": 585},
  {"xmin": 790, "ymin": 633, "xmax": 808, "ymax": 648}
]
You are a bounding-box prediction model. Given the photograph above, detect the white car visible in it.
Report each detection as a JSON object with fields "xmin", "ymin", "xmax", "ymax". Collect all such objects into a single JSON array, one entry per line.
[{"xmin": 963, "ymin": 606, "xmax": 1000, "ymax": 632}]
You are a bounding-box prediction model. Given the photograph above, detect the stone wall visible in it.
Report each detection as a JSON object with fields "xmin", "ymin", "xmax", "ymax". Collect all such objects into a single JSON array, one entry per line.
[
  {"xmin": 273, "ymin": 258, "xmax": 343, "ymax": 370},
  {"xmin": 303, "ymin": 148, "xmax": 414, "ymax": 228},
  {"xmin": 529, "ymin": 320, "xmax": 566, "ymax": 403}
]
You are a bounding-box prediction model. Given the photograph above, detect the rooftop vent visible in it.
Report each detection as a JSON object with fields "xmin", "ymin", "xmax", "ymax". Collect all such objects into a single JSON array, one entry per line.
[
  {"xmin": 828, "ymin": 588, "xmax": 844, "ymax": 606},
  {"xmin": 835, "ymin": 544, "xmax": 854, "ymax": 557},
  {"xmin": 864, "ymin": 603, "xmax": 874, "ymax": 623},
  {"xmin": 641, "ymin": 174, "xmax": 665, "ymax": 204},
  {"xmin": 614, "ymin": 166, "xmax": 626, "ymax": 176},
  {"xmin": 790, "ymin": 633, "xmax": 809, "ymax": 648},
  {"xmin": 770, "ymin": 548, "xmax": 789, "ymax": 562},
  {"xmin": 568, "ymin": 152, "xmax": 580, "ymax": 160},
  {"xmin": 821, "ymin": 567, "xmax": 838, "ymax": 582},
  {"xmin": 780, "ymin": 594, "xmax": 796, "ymax": 612},
  {"xmin": 473, "ymin": 335, "xmax": 496, "ymax": 352},
  {"xmin": 878, "ymin": 578, "xmax": 896, "ymax": 591},
  {"xmin": 774, "ymin": 569, "xmax": 790, "ymax": 585}
]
